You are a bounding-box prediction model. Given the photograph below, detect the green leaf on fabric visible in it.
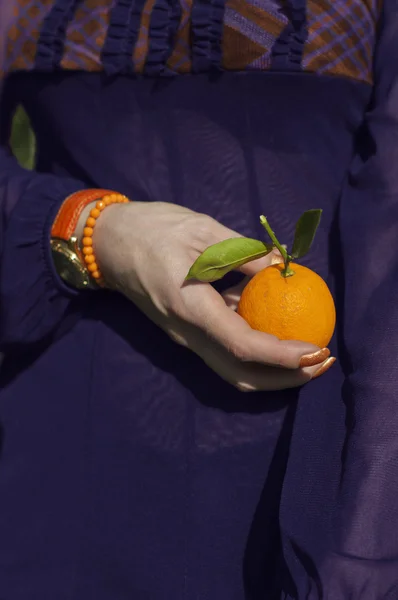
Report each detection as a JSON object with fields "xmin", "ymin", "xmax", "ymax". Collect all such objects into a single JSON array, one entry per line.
[{"xmin": 10, "ymin": 105, "xmax": 36, "ymax": 170}]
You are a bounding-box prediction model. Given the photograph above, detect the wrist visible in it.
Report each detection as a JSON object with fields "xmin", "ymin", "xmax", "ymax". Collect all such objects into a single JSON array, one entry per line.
[
  {"xmin": 74, "ymin": 201, "xmax": 97, "ymax": 245},
  {"xmin": 92, "ymin": 202, "xmax": 129, "ymax": 291}
]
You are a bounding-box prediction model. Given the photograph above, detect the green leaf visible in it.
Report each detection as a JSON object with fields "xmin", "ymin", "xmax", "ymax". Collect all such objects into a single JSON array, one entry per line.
[
  {"xmin": 291, "ymin": 209, "xmax": 322, "ymax": 259},
  {"xmin": 9, "ymin": 105, "xmax": 36, "ymax": 171},
  {"xmin": 186, "ymin": 237, "xmax": 273, "ymax": 282}
]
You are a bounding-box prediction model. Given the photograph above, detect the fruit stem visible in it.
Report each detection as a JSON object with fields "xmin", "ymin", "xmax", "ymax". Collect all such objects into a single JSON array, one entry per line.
[{"xmin": 259, "ymin": 215, "xmax": 295, "ymax": 278}]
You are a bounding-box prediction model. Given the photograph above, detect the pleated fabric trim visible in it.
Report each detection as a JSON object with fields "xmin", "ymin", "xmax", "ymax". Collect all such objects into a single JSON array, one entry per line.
[
  {"xmin": 101, "ymin": 0, "xmax": 146, "ymax": 75},
  {"xmin": 191, "ymin": 0, "xmax": 225, "ymax": 73},
  {"xmin": 271, "ymin": 0, "xmax": 307, "ymax": 71},
  {"xmin": 35, "ymin": 0, "xmax": 83, "ymax": 71},
  {"xmin": 144, "ymin": 0, "xmax": 182, "ymax": 75},
  {"xmin": 3, "ymin": 0, "xmax": 382, "ymax": 84}
]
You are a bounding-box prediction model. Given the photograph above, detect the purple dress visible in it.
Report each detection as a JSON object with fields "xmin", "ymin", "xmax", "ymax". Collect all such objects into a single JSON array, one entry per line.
[{"xmin": 1, "ymin": 1, "xmax": 398, "ymax": 598}]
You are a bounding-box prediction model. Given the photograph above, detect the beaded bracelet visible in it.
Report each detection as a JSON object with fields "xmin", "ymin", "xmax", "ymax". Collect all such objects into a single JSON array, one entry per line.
[{"xmin": 81, "ymin": 192, "xmax": 129, "ymax": 287}]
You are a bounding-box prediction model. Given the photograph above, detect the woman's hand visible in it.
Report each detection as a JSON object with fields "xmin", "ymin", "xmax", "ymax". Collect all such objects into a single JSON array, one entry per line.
[{"xmin": 94, "ymin": 201, "xmax": 332, "ymax": 391}]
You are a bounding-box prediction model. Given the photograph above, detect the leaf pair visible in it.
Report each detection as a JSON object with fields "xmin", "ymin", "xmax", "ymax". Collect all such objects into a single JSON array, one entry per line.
[{"xmin": 186, "ymin": 209, "xmax": 322, "ymax": 283}]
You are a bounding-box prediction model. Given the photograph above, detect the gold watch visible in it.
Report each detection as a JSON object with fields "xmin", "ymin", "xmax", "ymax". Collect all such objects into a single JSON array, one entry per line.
[{"xmin": 50, "ymin": 236, "xmax": 97, "ymax": 289}]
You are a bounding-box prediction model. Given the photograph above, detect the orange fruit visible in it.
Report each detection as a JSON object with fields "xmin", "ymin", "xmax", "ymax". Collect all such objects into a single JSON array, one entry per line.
[{"xmin": 237, "ymin": 262, "xmax": 336, "ymax": 348}]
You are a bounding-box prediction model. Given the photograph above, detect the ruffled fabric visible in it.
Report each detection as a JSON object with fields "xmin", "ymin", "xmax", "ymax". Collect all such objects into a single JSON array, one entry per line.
[
  {"xmin": 191, "ymin": 0, "xmax": 226, "ymax": 73},
  {"xmin": 35, "ymin": 0, "xmax": 82, "ymax": 71},
  {"xmin": 0, "ymin": 169, "xmax": 84, "ymax": 349},
  {"xmin": 101, "ymin": 0, "xmax": 147, "ymax": 76},
  {"xmin": 2, "ymin": 0, "xmax": 378, "ymax": 83},
  {"xmin": 144, "ymin": 0, "xmax": 181, "ymax": 76},
  {"xmin": 271, "ymin": 0, "xmax": 307, "ymax": 72}
]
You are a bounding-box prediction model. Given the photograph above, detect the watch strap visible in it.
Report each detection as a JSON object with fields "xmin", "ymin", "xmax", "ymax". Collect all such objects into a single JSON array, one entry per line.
[{"xmin": 51, "ymin": 188, "xmax": 114, "ymax": 240}]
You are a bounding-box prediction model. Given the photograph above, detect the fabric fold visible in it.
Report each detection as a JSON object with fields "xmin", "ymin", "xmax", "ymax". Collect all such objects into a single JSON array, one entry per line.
[
  {"xmin": 35, "ymin": 0, "xmax": 82, "ymax": 71},
  {"xmin": 102, "ymin": 0, "xmax": 147, "ymax": 75},
  {"xmin": 145, "ymin": 0, "xmax": 181, "ymax": 75},
  {"xmin": 271, "ymin": 0, "xmax": 307, "ymax": 72},
  {"xmin": 191, "ymin": 0, "xmax": 226, "ymax": 73}
]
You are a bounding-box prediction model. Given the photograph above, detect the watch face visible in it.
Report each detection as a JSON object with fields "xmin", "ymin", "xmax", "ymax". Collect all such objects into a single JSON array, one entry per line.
[{"xmin": 51, "ymin": 239, "xmax": 93, "ymax": 289}]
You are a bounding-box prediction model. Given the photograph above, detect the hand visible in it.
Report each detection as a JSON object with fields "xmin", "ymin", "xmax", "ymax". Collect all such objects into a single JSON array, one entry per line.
[{"xmin": 93, "ymin": 201, "xmax": 333, "ymax": 391}]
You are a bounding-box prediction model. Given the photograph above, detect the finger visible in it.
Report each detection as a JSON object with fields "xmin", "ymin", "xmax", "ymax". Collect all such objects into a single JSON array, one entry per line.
[
  {"xmin": 190, "ymin": 332, "xmax": 334, "ymax": 391},
  {"xmin": 182, "ymin": 283, "xmax": 329, "ymax": 369},
  {"xmin": 234, "ymin": 359, "xmax": 335, "ymax": 392},
  {"xmin": 238, "ymin": 248, "xmax": 284, "ymax": 277},
  {"xmin": 217, "ymin": 359, "xmax": 333, "ymax": 392}
]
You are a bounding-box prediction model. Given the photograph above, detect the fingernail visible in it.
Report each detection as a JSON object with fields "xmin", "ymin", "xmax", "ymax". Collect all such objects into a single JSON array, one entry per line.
[
  {"xmin": 312, "ymin": 357, "xmax": 336, "ymax": 379},
  {"xmin": 299, "ymin": 348, "xmax": 330, "ymax": 368}
]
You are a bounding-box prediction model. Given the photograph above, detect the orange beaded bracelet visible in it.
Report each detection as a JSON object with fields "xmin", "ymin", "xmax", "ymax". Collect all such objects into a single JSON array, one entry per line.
[
  {"xmin": 51, "ymin": 188, "xmax": 130, "ymax": 290},
  {"xmin": 81, "ymin": 192, "xmax": 129, "ymax": 286}
]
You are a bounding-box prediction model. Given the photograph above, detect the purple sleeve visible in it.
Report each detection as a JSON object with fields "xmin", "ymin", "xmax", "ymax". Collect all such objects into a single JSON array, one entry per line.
[
  {"xmin": 302, "ymin": 3, "xmax": 398, "ymax": 595},
  {"xmin": 276, "ymin": 4, "xmax": 398, "ymax": 597},
  {"xmin": 332, "ymin": 0, "xmax": 398, "ymax": 587},
  {"xmin": 0, "ymin": 87, "xmax": 86, "ymax": 350}
]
